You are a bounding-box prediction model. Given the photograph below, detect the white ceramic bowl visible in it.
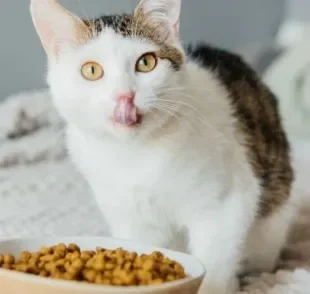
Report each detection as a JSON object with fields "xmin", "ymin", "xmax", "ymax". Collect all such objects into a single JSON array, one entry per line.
[{"xmin": 0, "ymin": 237, "xmax": 205, "ymax": 294}]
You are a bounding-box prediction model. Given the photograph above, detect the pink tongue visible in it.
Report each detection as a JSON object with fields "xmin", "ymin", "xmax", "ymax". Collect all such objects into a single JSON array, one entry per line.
[{"xmin": 113, "ymin": 99, "xmax": 138, "ymax": 125}]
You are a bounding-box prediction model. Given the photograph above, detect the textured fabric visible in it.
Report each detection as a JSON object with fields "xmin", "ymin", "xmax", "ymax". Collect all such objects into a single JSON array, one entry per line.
[
  {"xmin": 0, "ymin": 90, "xmax": 106, "ymax": 238},
  {"xmin": 0, "ymin": 90, "xmax": 66, "ymax": 167},
  {"xmin": 237, "ymin": 206, "xmax": 310, "ymax": 293},
  {"xmin": 0, "ymin": 160, "xmax": 106, "ymax": 238}
]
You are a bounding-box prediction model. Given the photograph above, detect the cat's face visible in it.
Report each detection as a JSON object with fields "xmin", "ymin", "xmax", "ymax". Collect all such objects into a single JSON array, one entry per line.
[{"xmin": 31, "ymin": 0, "xmax": 185, "ymax": 140}]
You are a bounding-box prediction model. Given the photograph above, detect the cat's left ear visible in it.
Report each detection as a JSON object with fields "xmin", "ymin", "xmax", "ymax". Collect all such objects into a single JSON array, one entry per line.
[
  {"xmin": 135, "ymin": 0, "xmax": 181, "ymax": 42},
  {"xmin": 30, "ymin": 0, "xmax": 89, "ymax": 57}
]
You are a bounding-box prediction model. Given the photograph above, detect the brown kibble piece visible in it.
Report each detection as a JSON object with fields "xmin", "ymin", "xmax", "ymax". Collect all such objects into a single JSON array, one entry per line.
[
  {"xmin": 55, "ymin": 243, "xmax": 67, "ymax": 252},
  {"xmin": 142, "ymin": 259, "xmax": 155, "ymax": 271},
  {"xmin": 105, "ymin": 262, "xmax": 116, "ymax": 270},
  {"xmin": 40, "ymin": 254, "xmax": 57, "ymax": 262},
  {"xmin": 93, "ymin": 261, "xmax": 105, "ymax": 271},
  {"xmin": 54, "ymin": 251, "xmax": 66, "ymax": 259},
  {"xmin": 0, "ymin": 243, "xmax": 186, "ymax": 286},
  {"xmin": 124, "ymin": 261, "xmax": 133, "ymax": 271},
  {"xmin": 0, "ymin": 254, "xmax": 4, "ymax": 266},
  {"xmin": 20, "ymin": 251, "xmax": 32, "ymax": 262},
  {"xmin": 39, "ymin": 246, "xmax": 53, "ymax": 255},
  {"xmin": 2, "ymin": 264, "xmax": 12, "ymax": 270},
  {"xmin": 112, "ymin": 277, "xmax": 123, "ymax": 286},
  {"xmin": 55, "ymin": 259, "xmax": 65, "ymax": 267},
  {"xmin": 39, "ymin": 270, "xmax": 49, "ymax": 277},
  {"xmin": 83, "ymin": 269, "xmax": 97, "ymax": 283},
  {"xmin": 45, "ymin": 262, "xmax": 57, "ymax": 273},
  {"xmin": 15, "ymin": 264, "xmax": 28, "ymax": 272},
  {"xmin": 94, "ymin": 274, "xmax": 103, "ymax": 284},
  {"xmin": 4, "ymin": 254, "xmax": 15, "ymax": 265},
  {"xmin": 68, "ymin": 244, "xmax": 80, "ymax": 253},
  {"xmin": 64, "ymin": 261, "xmax": 72, "ymax": 272},
  {"xmin": 102, "ymin": 278, "xmax": 111, "ymax": 285},
  {"xmin": 38, "ymin": 261, "xmax": 46, "ymax": 270},
  {"xmin": 71, "ymin": 258, "xmax": 84, "ymax": 270}
]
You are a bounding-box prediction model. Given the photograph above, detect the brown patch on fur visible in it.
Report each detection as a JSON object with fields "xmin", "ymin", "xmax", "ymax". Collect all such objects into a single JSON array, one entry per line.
[
  {"xmin": 130, "ymin": 9, "xmax": 184, "ymax": 68},
  {"xmin": 155, "ymin": 46, "xmax": 184, "ymax": 70},
  {"xmin": 188, "ymin": 44, "xmax": 294, "ymax": 217},
  {"xmin": 83, "ymin": 12, "xmax": 184, "ymax": 70},
  {"xmin": 234, "ymin": 81, "xmax": 293, "ymax": 217}
]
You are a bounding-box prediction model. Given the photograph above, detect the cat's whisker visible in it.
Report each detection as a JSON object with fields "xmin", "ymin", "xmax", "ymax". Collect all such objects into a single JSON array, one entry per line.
[
  {"xmin": 148, "ymin": 109, "xmax": 166, "ymax": 126},
  {"xmin": 156, "ymin": 85, "xmax": 230, "ymax": 110},
  {"xmin": 153, "ymin": 104, "xmax": 185, "ymax": 131},
  {"xmin": 156, "ymin": 83, "xmax": 217, "ymax": 94},
  {"xmin": 155, "ymin": 89, "xmax": 223, "ymax": 110},
  {"xmin": 155, "ymin": 102, "xmax": 208, "ymax": 136},
  {"xmin": 157, "ymin": 90, "xmax": 231, "ymax": 121},
  {"xmin": 154, "ymin": 99, "xmax": 229, "ymax": 141},
  {"xmin": 154, "ymin": 103, "xmax": 202, "ymax": 136}
]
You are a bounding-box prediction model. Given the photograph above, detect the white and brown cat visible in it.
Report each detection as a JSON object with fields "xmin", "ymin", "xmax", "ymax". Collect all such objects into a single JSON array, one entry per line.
[{"xmin": 30, "ymin": 0, "xmax": 295, "ymax": 293}]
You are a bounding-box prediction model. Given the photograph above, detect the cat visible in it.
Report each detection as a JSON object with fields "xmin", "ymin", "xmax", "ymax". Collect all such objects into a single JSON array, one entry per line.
[{"xmin": 30, "ymin": 0, "xmax": 295, "ymax": 293}]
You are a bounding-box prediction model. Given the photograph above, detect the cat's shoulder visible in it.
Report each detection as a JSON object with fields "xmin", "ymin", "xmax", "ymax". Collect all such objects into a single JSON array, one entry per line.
[
  {"xmin": 186, "ymin": 42, "xmax": 259, "ymax": 88},
  {"xmin": 187, "ymin": 43, "xmax": 293, "ymax": 217}
]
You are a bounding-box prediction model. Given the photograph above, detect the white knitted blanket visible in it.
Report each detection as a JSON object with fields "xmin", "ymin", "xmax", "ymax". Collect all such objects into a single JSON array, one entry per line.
[
  {"xmin": 0, "ymin": 90, "xmax": 310, "ymax": 293},
  {"xmin": 0, "ymin": 90, "xmax": 105, "ymax": 237}
]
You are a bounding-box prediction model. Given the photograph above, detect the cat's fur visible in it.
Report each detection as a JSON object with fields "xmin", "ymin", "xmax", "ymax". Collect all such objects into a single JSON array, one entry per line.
[{"xmin": 30, "ymin": 0, "xmax": 295, "ymax": 293}]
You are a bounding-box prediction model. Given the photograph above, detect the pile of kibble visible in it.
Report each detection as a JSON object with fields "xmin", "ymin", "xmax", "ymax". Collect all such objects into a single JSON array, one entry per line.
[{"xmin": 0, "ymin": 243, "xmax": 186, "ymax": 286}]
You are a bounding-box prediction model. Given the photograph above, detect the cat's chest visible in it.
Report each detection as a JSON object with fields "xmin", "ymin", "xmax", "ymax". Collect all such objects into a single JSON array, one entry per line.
[
  {"xmin": 66, "ymin": 127, "xmax": 235, "ymax": 222},
  {"xmin": 67, "ymin": 128, "xmax": 174, "ymax": 189}
]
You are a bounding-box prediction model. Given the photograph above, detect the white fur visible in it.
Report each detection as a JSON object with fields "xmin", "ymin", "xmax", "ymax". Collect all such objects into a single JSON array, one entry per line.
[
  {"xmin": 32, "ymin": 1, "xmax": 295, "ymax": 293},
  {"xmin": 242, "ymin": 202, "xmax": 296, "ymax": 275},
  {"xmin": 63, "ymin": 59, "xmax": 261, "ymax": 293}
]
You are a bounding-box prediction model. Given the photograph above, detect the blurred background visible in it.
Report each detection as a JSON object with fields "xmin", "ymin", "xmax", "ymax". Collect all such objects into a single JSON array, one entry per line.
[
  {"xmin": 0, "ymin": 0, "xmax": 309, "ymax": 238},
  {"xmin": 1, "ymin": 0, "xmax": 309, "ymax": 99}
]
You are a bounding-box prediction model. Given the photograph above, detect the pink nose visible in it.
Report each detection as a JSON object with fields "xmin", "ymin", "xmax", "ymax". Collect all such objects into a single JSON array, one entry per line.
[{"xmin": 116, "ymin": 92, "xmax": 135, "ymax": 102}]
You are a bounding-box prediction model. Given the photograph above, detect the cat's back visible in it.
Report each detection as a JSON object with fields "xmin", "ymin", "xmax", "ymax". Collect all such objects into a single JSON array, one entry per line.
[{"xmin": 187, "ymin": 43, "xmax": 293, "ymax": 217}]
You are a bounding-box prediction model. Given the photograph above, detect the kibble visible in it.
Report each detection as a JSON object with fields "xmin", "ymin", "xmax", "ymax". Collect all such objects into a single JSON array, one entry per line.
[{"xmin": 0, "ymin": 243, "xmax": 186, "ymax": 286}]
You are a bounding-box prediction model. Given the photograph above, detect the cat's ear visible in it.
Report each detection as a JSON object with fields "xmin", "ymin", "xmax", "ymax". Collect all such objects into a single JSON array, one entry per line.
[
  {"xmin": 135, "ymin": 0, "xmax": 181, "ymax": 42},
  {"xmin": 30, "ymin": 0, "xmax": 89, "ymax": 57}
]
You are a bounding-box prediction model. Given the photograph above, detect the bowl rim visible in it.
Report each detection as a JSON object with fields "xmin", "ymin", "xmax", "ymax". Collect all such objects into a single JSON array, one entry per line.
[{"xmin": 0, "ymin": 236, "xmax": 206, "ymax": 293}]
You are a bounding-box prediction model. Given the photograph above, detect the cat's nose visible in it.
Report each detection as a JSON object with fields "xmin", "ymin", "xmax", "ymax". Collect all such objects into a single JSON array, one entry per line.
[{"xmin": 115, "ymin": 91, "xmax": 135, "ymax": 102}]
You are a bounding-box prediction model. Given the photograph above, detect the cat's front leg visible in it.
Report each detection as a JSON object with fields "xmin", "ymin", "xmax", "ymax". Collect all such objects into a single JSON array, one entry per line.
[
  {"xmin": 106, "ymin": 213, "xmax": 187, "ymax": 252},
  {"xmin": 188, "ymin": 195, "xmax": 257, "ymax": 294},
  {"xmin": 101, "ymin": 203, "xmax": 174, "ymax": 249},
  {"xmin": 98, "ymin": 187, "xmax": 185, "ymax": 250},
  {"xmin": 108, "ymin": 220, "xmax": 172, "ymax": 248}
]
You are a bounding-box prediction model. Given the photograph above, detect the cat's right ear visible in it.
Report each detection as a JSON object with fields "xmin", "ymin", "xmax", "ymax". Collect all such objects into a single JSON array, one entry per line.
[{"xmin": 30, "ymin": 0, "xmax": 89, "ymax": 57}]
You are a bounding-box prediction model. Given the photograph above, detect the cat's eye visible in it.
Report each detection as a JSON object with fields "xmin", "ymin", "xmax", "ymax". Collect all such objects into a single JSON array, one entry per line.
[
  {"xmin": 136, "ymin": 53, "xmax": 158, "ymax": 73},
  {"xmin": 81, "ymin": 62, "xmax": 104, "ymax": 81}
]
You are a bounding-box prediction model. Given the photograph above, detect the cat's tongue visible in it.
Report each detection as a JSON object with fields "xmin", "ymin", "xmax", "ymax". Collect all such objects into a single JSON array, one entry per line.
[{"xmin": 113, "ymin": 99, "xmax": 138, "ymax": 126}]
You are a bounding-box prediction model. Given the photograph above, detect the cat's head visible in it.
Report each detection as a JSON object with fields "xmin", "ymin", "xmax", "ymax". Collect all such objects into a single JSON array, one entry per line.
[{"xmin": 30, "ymin": 0, "xmax": 186, "ymax": 140}]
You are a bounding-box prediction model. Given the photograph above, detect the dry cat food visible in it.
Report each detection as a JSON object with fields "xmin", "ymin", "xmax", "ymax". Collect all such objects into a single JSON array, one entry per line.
[{"xmin": 0, "ymin": 243, "xmax": 186, "ymax": 286}]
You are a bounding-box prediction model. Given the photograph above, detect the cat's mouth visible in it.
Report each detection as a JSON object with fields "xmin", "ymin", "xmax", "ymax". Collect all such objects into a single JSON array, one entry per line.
[{"xmin": 113, "ymin": 101, "xmax": 143, "ymax": 128}]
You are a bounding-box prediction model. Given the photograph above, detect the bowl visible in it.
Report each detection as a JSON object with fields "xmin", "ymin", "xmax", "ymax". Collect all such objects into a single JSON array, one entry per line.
[{"xmin": 0, "ymin": 237, "xmax": 205, "ymax": 294}]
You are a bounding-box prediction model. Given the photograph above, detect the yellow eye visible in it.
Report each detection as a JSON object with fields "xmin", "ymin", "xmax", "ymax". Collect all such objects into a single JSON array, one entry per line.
[
  {"xmin": 136, "ymin": 53, "xmax": 157, "ymax": 73},
  {"xmin": 81, "ymin": 62, "xmax": 104, "ymax": 81}
]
